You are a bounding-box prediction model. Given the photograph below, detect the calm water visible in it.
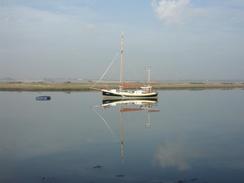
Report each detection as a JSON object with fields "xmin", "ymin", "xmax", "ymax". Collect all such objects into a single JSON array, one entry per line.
[{"xmin": 1, "ymin": 90, "xmax": 244, "ymax": 183}]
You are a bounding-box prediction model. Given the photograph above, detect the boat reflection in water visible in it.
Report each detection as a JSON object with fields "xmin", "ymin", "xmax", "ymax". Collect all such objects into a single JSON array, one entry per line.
[
  {"xmin": 94, "ymin": 99, "xmax": 159, "ymax": 160},
  {"xmin": 102, "ymin": 99, "xmax": 159, "ymax": 128}
]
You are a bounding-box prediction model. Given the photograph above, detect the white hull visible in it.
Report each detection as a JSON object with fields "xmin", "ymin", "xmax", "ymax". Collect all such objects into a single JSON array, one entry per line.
[{"xmin": 102, "ymin": 89, "xmax": 158, "ymax": 99}]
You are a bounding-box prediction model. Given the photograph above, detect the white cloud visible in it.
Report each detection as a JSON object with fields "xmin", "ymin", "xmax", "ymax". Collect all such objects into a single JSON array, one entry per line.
[
  {"xmin": 152, "ymin": 0, "xmax": 244, "ymax": 27},
  {"xmin": 152, "ymin": 0, "xmax": 191, "ymax": 23}
]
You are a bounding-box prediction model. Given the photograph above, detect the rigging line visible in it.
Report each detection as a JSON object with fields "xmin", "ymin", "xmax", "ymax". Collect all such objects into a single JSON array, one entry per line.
[
  {"xmin": 93, "ymin": 106, "xmax": 117, "ymax": 140},
  {"xmin": 90, "ymin": 52, "xmax": 119, "ymax": 90}
]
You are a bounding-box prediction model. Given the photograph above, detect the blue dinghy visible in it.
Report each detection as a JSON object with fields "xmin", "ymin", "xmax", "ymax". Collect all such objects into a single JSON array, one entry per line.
[{"xmin": 36, "ymin": 96, "xmax": 51, "ymax": 101}]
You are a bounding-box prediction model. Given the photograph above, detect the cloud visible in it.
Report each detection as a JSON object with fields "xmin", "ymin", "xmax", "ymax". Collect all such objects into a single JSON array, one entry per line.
[
  {"xmin": 152, "ymin": 0, "xmax": 191, "ymax": 23},
  {"xmin": 151, "ymin": 0, "xmax": 244, "ymax": 27},
  {"xmin": 0, "ymin": 5, "xmax": 97, "ymax": 47}
]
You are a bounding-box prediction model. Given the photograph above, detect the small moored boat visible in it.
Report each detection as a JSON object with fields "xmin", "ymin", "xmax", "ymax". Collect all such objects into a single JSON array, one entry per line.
[{"xmin": 35, "ymin": 96, "xmax": 51, "ymax": 101}]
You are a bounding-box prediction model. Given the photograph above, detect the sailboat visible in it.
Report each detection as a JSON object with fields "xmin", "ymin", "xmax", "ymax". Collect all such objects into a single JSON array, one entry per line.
[{"xmin": 101, "ymin": 33, "xmax": 158, "ymax": 99}]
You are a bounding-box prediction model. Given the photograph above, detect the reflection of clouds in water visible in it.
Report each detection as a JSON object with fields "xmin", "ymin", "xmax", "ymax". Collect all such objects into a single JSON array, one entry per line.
[
  {"xmin": 154, "ymin": 142, "xmax": 190, "ymax": 171},
  {"xmin": 155, "ymin": 140, "xmax": 244, "ymax": 171}
]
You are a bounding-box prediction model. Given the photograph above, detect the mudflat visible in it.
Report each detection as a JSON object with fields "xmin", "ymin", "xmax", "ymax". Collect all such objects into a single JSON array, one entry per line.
[{"xmin": 0, "ymin": 82, "xmax": 244, "ymax": 91}]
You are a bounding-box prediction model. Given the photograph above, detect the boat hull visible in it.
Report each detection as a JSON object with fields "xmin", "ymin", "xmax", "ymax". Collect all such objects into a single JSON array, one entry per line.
[{"xmin": 102, "ymin": 89, "xmax": 158, "ymax": 99}]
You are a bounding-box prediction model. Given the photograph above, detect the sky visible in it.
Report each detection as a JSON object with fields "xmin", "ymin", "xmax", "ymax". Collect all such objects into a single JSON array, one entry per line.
[{"xmin": 0, "ymin": 0, "xmax": 244, "ymax": 81}]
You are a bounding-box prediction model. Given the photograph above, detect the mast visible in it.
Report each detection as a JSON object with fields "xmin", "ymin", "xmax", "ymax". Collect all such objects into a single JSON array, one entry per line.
[
  {"xmin": 145, "ymin": 66, "xmax": 152, "ymax": 93},
  {"xmin": 147, "ymin": 67, "xmax": 151, "ymax": 84},
  {"xmin": 120, "ymin": 33, "xmax": 124, "ymax": 90}
]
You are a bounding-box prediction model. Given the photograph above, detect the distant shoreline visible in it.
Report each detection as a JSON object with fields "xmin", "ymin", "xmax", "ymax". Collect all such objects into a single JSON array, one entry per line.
[{"xmin": 0, "ymin": 82, "xmax": 244, "ymax": 91}]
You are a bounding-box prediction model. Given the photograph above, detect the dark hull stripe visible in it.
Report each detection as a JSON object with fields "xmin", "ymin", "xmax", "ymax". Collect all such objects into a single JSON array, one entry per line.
[{"xmin": 102, "ymin": 91, "xmax": 123, "ymax": 97}]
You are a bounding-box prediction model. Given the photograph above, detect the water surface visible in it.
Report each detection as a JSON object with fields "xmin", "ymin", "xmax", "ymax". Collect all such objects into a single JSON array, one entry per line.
[{"xmin": 1, "ymin": 90, "xmax": 244, "ymax": 183}]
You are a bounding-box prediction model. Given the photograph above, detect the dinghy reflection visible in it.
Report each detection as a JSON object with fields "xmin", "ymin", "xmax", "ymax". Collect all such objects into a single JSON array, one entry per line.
[{"xmin": 94, "ymin": 99, "xmax": 159, "ymax": 160}]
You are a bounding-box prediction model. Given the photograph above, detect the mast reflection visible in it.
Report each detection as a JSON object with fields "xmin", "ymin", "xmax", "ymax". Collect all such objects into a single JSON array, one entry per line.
[{"xmin": 95, "ymin": 99, "xmax": 160, "ymax": 160}]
